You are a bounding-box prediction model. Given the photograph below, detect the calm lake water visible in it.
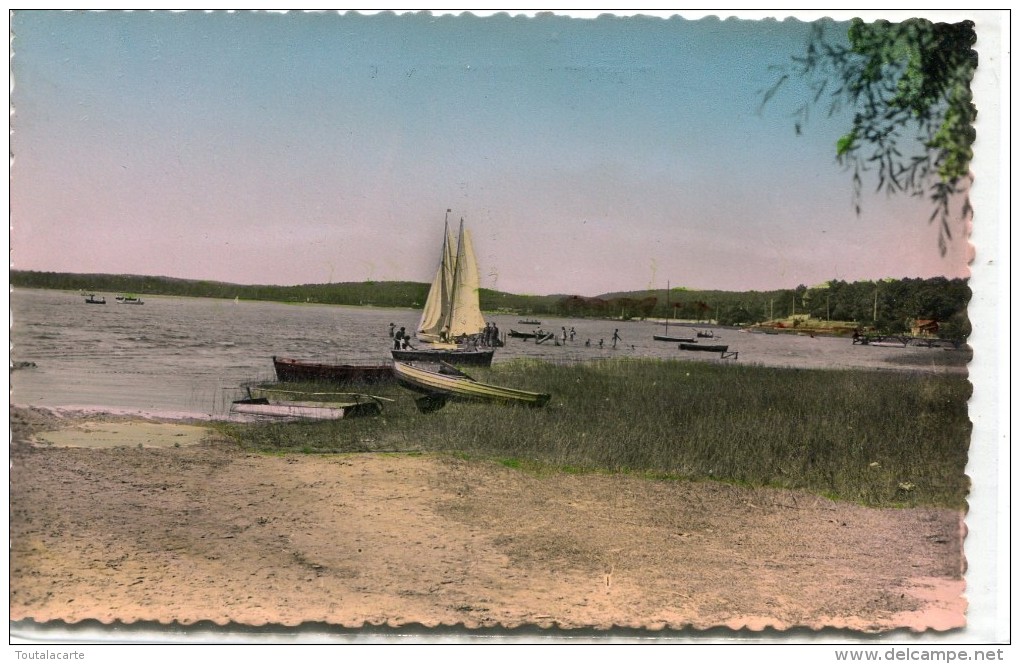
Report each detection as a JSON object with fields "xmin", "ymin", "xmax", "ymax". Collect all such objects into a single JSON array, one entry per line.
[{"xmin": 10, "ymin": 288, "xmax": 968, "ymax": 419}]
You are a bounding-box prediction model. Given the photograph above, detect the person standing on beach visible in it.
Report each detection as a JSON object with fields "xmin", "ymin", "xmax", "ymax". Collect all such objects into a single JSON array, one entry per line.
[
  {"xmin": 569, "ymin": 327, "xmax": 576, "ymax": 342},
  {"xmin": 561, "ymin": 327, "xmax": 568, "ymax": 344},
  {"xmin": 388, "ymin": 322, "xmax": 396, "ymax": 338},
  {"xmin": 612, "ymin": 329, "xmax": 622, "ymax": 348}
]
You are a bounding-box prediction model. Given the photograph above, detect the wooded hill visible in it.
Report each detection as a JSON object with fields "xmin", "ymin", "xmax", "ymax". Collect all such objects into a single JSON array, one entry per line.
[{"xmin": 11, "ymin": 270, "xmax": 969, "ymax": 339}]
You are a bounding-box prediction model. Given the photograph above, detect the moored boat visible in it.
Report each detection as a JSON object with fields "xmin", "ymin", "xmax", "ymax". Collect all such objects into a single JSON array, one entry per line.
[
  {"xmin": 84, "ymin": 294, "xmax": 106, "ymax": 304},
  {"xmin": 273, "ymin": 356, "xmax": 395, "ymax": 384},
  {"xmin": 653, "ymin": 335, "xmax": 695, "ymax": 342},
  {"xmin": 508, "ymin": 329, "xmax": 538, "ymax": 339},
  {"xmin": 391, "ymin": 347, "xmax": 494, "ymax": 367},
  {"xmin": 517, "ymin": 319, "xmax": 541, "ymax": 325},
  {"xmin": 679, "ymin": 342, "xmax": 729, "ymax": 352},
  {"xmin": 399, "ymin": 211, "xmax": 496, "ymax": 365},
  {"xmin": 392, "ymin": 361, "xmax": 550, "ymax": 408}
]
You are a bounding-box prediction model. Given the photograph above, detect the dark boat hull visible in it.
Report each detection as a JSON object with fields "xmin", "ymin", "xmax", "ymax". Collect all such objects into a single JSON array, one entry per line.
[
  {"xmin": 679, "ymin": 343, "xmax": 729, "ymax": 352},
  {"xmin": 508, "ymin": 329, "xmax": 538, "ymax": 339},
  {"xmin": 391, "ymin": 348, "xmax": 494, "ymax": 367},
  {"xmin": 653, "ymin": 335, "xmax": 694, "ymax": 342},
  {"xmin": 273, "ymin": 356, "xmax": 395, "ymax": 384}
]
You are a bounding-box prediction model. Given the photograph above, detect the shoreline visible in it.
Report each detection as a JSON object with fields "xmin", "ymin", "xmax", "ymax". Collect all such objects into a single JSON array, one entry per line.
[{"xmin": 10, "ymin": 405, "xmax": 966, "ymax": 632}]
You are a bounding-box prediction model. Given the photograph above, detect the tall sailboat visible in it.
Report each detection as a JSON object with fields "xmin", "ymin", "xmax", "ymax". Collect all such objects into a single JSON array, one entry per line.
[
  {"xmin": 392, "ymin": 211, "xmax": 494, "ymax": 367},
  {"xmin": 652, "ymin": 281, "xmax": 694, "ymax": 342},
  {"xmin": 416, "ymin": 213, "xmax": 486, "ymax": 343}
]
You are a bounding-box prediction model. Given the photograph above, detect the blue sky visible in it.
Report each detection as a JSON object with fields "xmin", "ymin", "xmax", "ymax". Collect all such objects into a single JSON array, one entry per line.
[{"xmin": 10, "ymin": 10, "xmax": 977, "ymax": 296}]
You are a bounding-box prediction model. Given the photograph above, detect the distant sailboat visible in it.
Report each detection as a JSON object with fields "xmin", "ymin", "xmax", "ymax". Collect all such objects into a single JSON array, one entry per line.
[
  {"xmin": 653, "ymin": 281, "xmax": 694, "ymax": 343},
  {"xmin": 392, "ymin": 211, "xmax": 493, "ymax": 367}
]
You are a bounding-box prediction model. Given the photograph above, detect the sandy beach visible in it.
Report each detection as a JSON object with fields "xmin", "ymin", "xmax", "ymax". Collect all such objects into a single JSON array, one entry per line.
[{"xmin": 10, "ymin": 405, "xmax": 966, "ymax": 634}]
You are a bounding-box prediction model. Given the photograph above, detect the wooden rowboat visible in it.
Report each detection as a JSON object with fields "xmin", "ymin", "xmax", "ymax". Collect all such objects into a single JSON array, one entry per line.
[
  {"xmin": 392, "ymin": 361, "xmax": 550, "ymax": 409},
  {"xmin": 508, "ymin": 329, "xmax": 538, "ymax": 339},
  {"xmin": 273, "ymin": 356, "xmax": 395, "ymax": 384},
  {"xmin": 229, "ymin": 396, "xmax": 382, "ymax": 420},
  {"xmin": 653, "ymin": 335, "xmax": 695, "ymax": 342}
]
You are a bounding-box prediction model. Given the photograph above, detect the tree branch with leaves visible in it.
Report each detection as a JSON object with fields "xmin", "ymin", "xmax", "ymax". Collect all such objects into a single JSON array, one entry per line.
[{"xmin": 761, "ymin": 18, "xmax": 977, "ymax": 255}]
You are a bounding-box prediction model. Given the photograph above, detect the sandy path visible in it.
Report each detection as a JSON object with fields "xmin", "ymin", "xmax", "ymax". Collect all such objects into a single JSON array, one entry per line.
[{"xmin": 9, "ymin": 408, "xmax": 965, "ymax": 632}]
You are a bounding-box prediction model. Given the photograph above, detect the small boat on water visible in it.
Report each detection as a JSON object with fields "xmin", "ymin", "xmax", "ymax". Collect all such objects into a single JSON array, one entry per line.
[
  {"xmin": 84, "ymin": 294, "xmax": 106, "ymax": 304},
  {"xmin": 696, "ymin": 331, "xmax": 715, "ymax": 338},
  {"xmin": 116, "ymin": 294, "xmax": 144, "ymax": 305},
  {"xmin": 393, "ymin": 361, "xmax": 550, "ymax": 410},
  {"xmin": 230, "ymin": 396, "xmax": 383, "ymax": 421},
  {"xmin": 652, "ymin": 282, "xmax": 693, "ymax": 343},
  {"xmin": 508, "ymin": 329, "xmax": 538, "ymax": 339},
  {"xmin": 273, "ymin": 356, "xmax": 395, "ymax": 384},
  {"xmin": 679, "ymin": 342, "xmax": 729, "ymax": 353},
  {"xmin": 517, "ymin": 319, "xmax": 541, "ymax": 325}
]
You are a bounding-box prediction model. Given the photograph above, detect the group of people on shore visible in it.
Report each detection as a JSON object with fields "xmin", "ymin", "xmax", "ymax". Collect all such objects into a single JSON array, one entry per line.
[
  {"xmin": 388, "ymin": 323, "xmax": 413, "ymax": 349},
  {"xmin": 388, "ymin": 322, "xmax": 624, "ymax": 350},
  {"xmin": 387, "ymin": 321, "xmax": 501, "ymax": 349}
]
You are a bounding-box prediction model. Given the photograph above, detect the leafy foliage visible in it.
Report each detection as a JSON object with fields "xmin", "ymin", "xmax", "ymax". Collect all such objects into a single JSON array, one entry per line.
[{"xmin": 762, "ymin": 18, "xmax": 977, "ymax": 254}]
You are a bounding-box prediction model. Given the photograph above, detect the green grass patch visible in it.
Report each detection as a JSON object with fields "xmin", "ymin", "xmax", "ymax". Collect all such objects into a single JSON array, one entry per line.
[{"xmin": 215, "ymin": 358, "xmax": 971, "ymax": 509}]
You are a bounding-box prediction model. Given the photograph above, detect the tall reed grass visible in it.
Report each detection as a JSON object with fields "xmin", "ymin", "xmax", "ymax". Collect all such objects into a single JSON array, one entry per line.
[{"xmin": 216, "ymin": 358, "xmax": 971, "ymax": 508}]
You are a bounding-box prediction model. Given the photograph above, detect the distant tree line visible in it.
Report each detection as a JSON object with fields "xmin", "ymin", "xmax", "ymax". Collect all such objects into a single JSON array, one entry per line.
[{"xmin": 11, "ymin": 271, "xmax": 969, "ymax": 341}]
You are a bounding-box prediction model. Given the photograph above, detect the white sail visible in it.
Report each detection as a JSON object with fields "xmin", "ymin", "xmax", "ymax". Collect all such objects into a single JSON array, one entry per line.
[
  {"xmin": 417, "ymin": 219, "xmax": 456, "ymax": 340},
  {"xmin": 415, "ymin": 214, "xmax": 486, "ymax": 343},
  {"xmin": 446, "ymin": 223, "xmax": 486, "ymax": 338}
]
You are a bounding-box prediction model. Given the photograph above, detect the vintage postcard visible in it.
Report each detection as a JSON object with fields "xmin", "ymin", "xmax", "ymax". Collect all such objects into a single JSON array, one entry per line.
[{"xmin": 8, "ymin": 8, "xmax": 1006, "ymax": 650}]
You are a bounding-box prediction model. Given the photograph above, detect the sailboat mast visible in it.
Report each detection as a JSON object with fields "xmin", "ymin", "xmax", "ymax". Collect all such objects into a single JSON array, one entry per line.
[
  {"xmin": 665, "ymin": 281, "xmax": 670, "ymax": 334},
  {"xmin": 442, "ymin": 219, "xmax": 466, "ymax": 334}
]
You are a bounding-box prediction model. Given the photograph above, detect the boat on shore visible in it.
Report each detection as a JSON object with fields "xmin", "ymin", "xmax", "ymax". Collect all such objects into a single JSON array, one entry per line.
[
  {"xmin": 508, "ymin": 329, "xmax": 538, "ymax": 339},
  {"xmin": 273, "ymin": 356, "xmax": 395, "ymax": 384},
  {"xmin": 679, "ymin": 342, "xmax": 729, "ymax": 353},
  {"xmin": 230, "ymin": 395, "xmax": 383, "ymax": 420},
  {"xmin": 393, "ymin": 361, "xmax": 550, "ymax": 409}
]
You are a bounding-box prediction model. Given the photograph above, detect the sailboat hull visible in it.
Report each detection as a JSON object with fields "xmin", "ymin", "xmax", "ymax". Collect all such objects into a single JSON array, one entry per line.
[{"xmin": 391, "ymin": 348, "xmax": 494, "ymax": 367}]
